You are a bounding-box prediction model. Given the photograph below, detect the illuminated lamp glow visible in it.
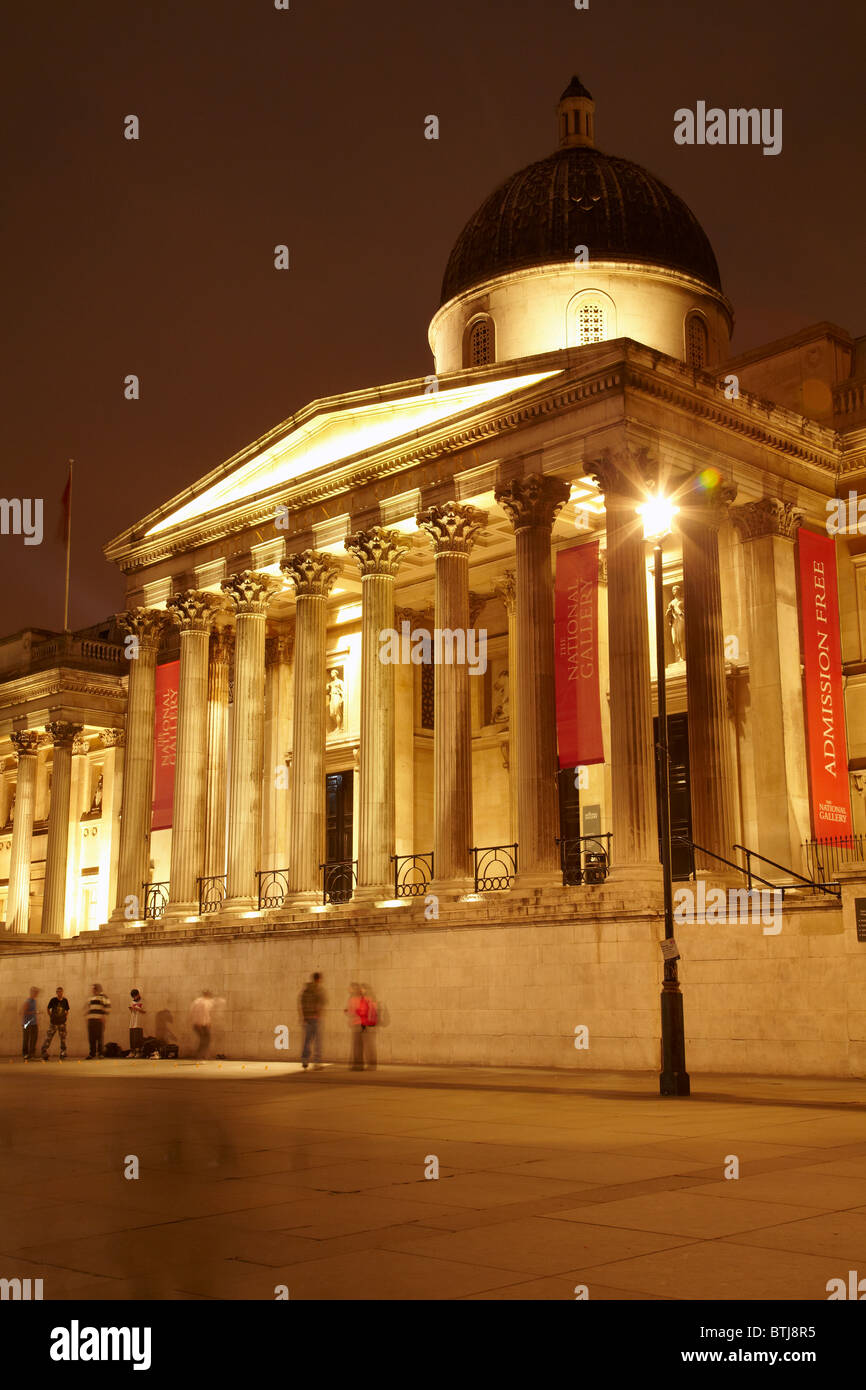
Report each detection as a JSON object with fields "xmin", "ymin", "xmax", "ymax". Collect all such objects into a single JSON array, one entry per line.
[{"xmin": 637, "ymin": 495, "xmax": 678, "ymax": 542}]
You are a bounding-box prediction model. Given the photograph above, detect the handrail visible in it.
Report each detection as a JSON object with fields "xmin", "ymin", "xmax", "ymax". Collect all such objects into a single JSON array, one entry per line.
[
  {"xmin": 732, "ymin": 843, "xmax": 840, "ymax": 898},
  {"xmin": 689, "ymin": 840, "xmax": 778, "ymax": 891}
]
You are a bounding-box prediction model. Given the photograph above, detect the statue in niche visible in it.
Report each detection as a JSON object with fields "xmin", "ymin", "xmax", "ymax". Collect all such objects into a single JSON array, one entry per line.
[
  {"xmin": 7, "ymin": 789, "xmax": 15, "ymax": 825},
  {"xmin": 491, "ymin": 667, "xmax": 510, "ymax": 724},
  {"xmin": 326, "ymin": 668, "xmax": 345, "ymax": 733},
  {"xmin": 90, "ymin": 774, "xmax": 103, "ymax": 813},
  {"xmin": 665, "ymin": 585, "xmax": 686, "ymax": 665}
]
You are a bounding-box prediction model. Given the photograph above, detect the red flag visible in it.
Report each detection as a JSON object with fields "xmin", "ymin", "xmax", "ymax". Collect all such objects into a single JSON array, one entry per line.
[
  {"xmin": 554, "ymin": 541, "xmax": 605, "ymax": 767},
  {"xmin": 798, "ymin": 528, "xmax": 852, "ymax": 837}
]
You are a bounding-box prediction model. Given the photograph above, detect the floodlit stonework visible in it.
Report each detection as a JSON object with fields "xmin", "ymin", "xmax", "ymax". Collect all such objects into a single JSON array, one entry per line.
[{"xmin": 2, "ymin": 78, "xmax": 866, "ymax": 1076}]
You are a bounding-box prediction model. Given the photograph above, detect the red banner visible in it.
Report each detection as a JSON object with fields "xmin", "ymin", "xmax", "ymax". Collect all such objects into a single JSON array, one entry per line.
[
  {"xmin": 554, "ymin": 541, "xmax": 604, "ymax": 768},
  {"xmin": 798, "ymin": 529, "xmax": 851, "ymax": 838},
  {"xmin": 151, "ymin": 659, "xmax": 179, "ymax": 831}
]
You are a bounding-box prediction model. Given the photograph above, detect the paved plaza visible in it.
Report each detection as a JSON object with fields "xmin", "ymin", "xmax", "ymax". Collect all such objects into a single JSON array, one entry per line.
[{"xmin": 0, "ymin": 1061, "xmax": 864, "ymax": 1300}]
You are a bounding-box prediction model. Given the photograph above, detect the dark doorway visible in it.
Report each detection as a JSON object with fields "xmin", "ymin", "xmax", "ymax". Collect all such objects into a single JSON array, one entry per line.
[
  {"xmin": 653, "ymin": 712, "xmax": 693, "ymax": 880},
  {"xmin": 557, "ymin": 767, "xmax": 581, "ymax": 841},
  {"xmin": 326, "ymin": 770, "xmax": 354, "ymax": 862},
  {"xmin": 325, "ymin": 770, "xmax": 355, "ymax": 902}
]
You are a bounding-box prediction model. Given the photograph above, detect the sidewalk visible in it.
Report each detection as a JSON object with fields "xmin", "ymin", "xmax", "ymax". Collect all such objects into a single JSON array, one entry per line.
[{"xmin": 0, "ymin": 1062, "xmax": 864, "ymax": 1300}]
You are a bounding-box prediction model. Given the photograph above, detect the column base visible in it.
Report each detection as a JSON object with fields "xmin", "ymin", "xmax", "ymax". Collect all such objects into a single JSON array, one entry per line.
[
  {"xmin": 609, "ymin": 862, "xmax": 664, "ymax": 888},
  {"xmin": 220, "ymin": 896, "xmax": 256, "ymax": 915},
  {"xmin": 353, "ymin": 884, "xmax": 406, "ymax": 907},
  {"xmin": 513, "ymin": 869, "xmax": 565, "ymax": 894},
  {"xmin": 283, "ymin": 889, "xmax": 325, "ymax": 909},
  {"xmin": 429, "ymin": 877, "xmax": 477, "ymax": 901},
  {"xmin": 162, "ymin": 901, "xmax": 200, "ymax": 922}
]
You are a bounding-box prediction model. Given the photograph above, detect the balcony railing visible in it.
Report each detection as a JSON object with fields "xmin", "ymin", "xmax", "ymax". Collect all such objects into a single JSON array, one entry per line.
[
  {"xmin": 803, "ymin": 834, "xmax": 865, "ymax": 886},
  {"xmin": 391, "ymin": 852, "xmax": 434, "ymax": 898},
  {"xmin": 257, "ymin": 867, "xmax": 289, "ymax": 910},
  {"xmin": 471, "ymin": 843, "xmax": 517, "ymax": 893},
  {"xmin": 197, "ymin": 874, "xmax": 227, "ymax": 915},
  {"xmin": 143, "ymin": 881, "xmax": 169, "ymax": 920},
  {"xmin": 320, "ymin": 859, "xmax": 357, "ymax": 905},
  {"xmin": 557, "ymin": 833, "xmax": 612, "ymax": 887}
]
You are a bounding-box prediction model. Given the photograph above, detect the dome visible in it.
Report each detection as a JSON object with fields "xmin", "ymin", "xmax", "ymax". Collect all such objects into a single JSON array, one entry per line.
[{"xmin": 440, "ymin": 132, "xmax": 722, "ymax": 306}]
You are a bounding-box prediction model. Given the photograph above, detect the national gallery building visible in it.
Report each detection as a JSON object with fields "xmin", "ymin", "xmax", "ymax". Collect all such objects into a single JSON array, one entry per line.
[{"xmin": 2, "ymin": 80, "xmax": 866, "ymax": 1074}]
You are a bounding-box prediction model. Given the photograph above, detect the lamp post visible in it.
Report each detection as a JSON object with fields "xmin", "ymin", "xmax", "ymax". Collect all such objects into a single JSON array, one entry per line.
[{"xmin": 638, "ymin": 496, "xmax": 690, "ymax": 1098}]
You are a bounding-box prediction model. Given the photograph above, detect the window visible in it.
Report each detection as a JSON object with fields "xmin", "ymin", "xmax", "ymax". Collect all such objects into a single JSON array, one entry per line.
[
  {"xmin": 686, "ymin": 313, "xmax": 709, "ymax": 368},
  {"xmin": 466, "ymin": 317, "xmax": 494, "ymax": 367},
  {"xmin": 578, "ymin": 301, "xmax": 606, "ymax": 345}
]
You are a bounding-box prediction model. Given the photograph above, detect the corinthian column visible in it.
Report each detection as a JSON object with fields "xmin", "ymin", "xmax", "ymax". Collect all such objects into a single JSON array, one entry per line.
[
  {"xmin": 417, "ymin": 501, "xmax": 487, "ymax": 890},
  {"xmin": 495, "ymin": 475, "xmax": 570, "ymax": 883},
  {"xmin": 220, "ymin": 572, "xmax": 282, "ymax": 910},
  {"xmin": 591, "ymin": 452, "xmax": 660, "ymax": 882},
  {"xmin": 166, "ymin": 590, "xmax": 223, "ymax": 913},
  {"xmin": 263, "ymin": 627, "xmax": 293, "ymax": 871},
  {"xmin": 111, "ymin": 609, "xmax": 169, "ymax": 923},
  {"xmin": 42, "ymin": 722, "xmax": 84, "ymax": 936},
  {"xmin": 681, "ymin": 484, "xmax": 739, "ymax": 870},
  {"xmin": 731, "ymin": 498, "xmax": 809, "ymax": 868},
  {"xmin": 7, "ymin": 732, "xmax": 41, "ymax": 933},
  {"xmin": 281, "ymin": 550, "xmax": 342, "ymax": 899},
  {"xmin": 493, "ymin": 572, "xmax": 519, "ymax": 844},
  {"xmin": 346, "ymin": 527, "xmax": 408, "ymax": 893},
  {"xmin": 204, "ymin": 629, "xmax": 232, "ymax": 879}
]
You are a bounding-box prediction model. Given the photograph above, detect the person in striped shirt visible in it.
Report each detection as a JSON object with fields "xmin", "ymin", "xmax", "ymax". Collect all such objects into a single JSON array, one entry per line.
[{"xmin": 86, "ymin": 984, "xmax": 111, "ymax": 1058}]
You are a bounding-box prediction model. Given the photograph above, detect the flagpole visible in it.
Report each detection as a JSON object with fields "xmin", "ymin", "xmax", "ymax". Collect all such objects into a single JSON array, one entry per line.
[{"xmin": 63, "ymin": 459, "xmax": 73, "ymax": 633}]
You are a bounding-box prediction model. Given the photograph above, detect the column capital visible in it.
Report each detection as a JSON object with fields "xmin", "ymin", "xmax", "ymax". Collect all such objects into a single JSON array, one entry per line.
[
  {"xmin": 211, "ymin": 627, "xmax": 235, "ymax": 664},
  {"xmin": 493, "ymin": 570, "xmax": 517, "ymax": 614},
  {"xmin": 115, "ymin": 607, "xmax": 171, "ymax": 649},
  {"xmin": 72, "ymin": 736, "xmax": 90, "ymax": 757},
  {"xmin": 588, "ymin": 443, "xmax": 657, "ymax": 498},
  {"xmin": 45, "ymin": 721, "xmax": 84, "ymax": 749},
  {"xmin": 416, "ymin": 501, "xmax": 487, "ymax": 555},
  {"xmin": 10, "ymin": 730, "xmax": 42, "ymax": 760},
  {"xmin": 99, "ymin": 728, "xmax": 126, "ymax": 749},
  {"xmin": 280, "ymin": 549, "xmax": 342, "ymax": 597},
  {"xmin": 167, "ymin": 589, "xmax": 224, "ymax": 632},
  {"xmin": 345, "ymin": 527, "xmax": 408, "ymax": 577},
  {"xmin": 395, "ymin": 604, "xmax": 434, "ymax": 629},
  {"xmin": 682, "ymin": 482, "xmax": 738, "ymax": 531},
  {"xmin": 468, "ymin": 591, "xmax": 487, "ymax": 626},
  {"xmin": 731, "ymin": 497, "xmax": 804, "ymax": 542},
  {"xmin": 220, "ymin": 570, "xmax": 282, "ymax": 614},
  {"xmin": 494, "ymin": 474, "xmax": 570, "ymax": 533},
  {"xmin": 266, "ymin": 628, "xmax": 294, "ymax": 666}
]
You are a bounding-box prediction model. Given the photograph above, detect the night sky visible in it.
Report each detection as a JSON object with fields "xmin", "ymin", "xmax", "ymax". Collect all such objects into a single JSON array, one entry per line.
[{"xmin": 3, "ymin": 0, "xmax": 864, "ymax": 634}]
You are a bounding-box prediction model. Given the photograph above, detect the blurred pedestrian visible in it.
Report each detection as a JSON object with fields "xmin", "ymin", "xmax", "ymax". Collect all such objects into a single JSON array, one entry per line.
[
  {"xmin": 299, "ymin": 971, "xmax": 325, "ymax": 1069},
  {"xmin": 128, "ymin": 988, "xmax": 145, "ymax": 1057},
  {"xmin": 190, "ymin": 990, "xmax": 220, "ymax": 1059},
  {"xmin": 86, "ymin": 983, "xmax": 111, "ymax": 1058},
  {"xmin": 41, "ymin": 986, "xmax": 69, "ymax": 1060},
  {"xmin": 345, "ymin": 982, "xmax": 377, "ymax": 1071},
  {"xmin": 21, "ymin": 986, "xmax": 39, "ymax": 1061}
]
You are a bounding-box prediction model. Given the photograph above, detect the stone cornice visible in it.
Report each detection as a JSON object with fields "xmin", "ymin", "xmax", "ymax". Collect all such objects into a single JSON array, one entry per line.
[
  {"xmin": 0, "ymin": 670, "xmax": 128, "ymax": 714},
  {"xmin": 107, "ymin": 346, "xmax": 843, "ymax": 575}
]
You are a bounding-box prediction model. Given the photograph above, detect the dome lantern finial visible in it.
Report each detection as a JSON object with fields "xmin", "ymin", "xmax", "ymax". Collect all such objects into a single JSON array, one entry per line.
[{"xmin": 557, "ymin": 75, "xmax": 595, "ymax": 149}]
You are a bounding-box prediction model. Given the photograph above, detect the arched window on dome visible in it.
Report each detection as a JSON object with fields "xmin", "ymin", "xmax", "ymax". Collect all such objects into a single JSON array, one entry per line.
[
  {"xmin": 464, "ymin": 316, "xmax": 495, "ymax": 368},
  {"xmin": 578, "ymin": 301, "xmax": 606, "ymax": 345},
  {"xmin": 567, "ymin": 290, "xmax": 616, "ymax": 349},
  {"xmin": 685, "ymin": 313, "xmax": 709, "ymax": 368}
]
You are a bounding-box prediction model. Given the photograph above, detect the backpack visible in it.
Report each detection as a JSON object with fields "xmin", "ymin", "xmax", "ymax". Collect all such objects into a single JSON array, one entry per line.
[{"xmin": 363, "ymin": 999, "xmax": 378, "ymax": 1027}]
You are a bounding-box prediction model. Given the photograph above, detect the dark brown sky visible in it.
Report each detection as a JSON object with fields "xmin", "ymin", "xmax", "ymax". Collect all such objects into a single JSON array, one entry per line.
[{"xmin": 2, "ymin": 0, "xmax": 864, "ymax": 634}]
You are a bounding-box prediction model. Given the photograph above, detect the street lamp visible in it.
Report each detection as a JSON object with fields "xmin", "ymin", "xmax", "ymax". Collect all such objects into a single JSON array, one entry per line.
[{"xmin": 638, "ymin": 494, "xmax": 690, "ymax": 1098}]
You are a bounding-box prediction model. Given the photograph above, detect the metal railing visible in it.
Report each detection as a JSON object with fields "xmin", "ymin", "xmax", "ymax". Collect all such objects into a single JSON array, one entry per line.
[
  {"xmin": 143, "ymin": 881, "xmax": 169, "ymax": 920},
  {"xmin": 391, "ymin": 852, "xmax": 434, "ymax": 898},
  {"xmin": 804, "ymin": 834, "xmax": 866, "ymax": 885},
  {"xmin": 197, "ymin": 874, "xmax": 227, "ymax": 915},
  {"xmin": 733, "ymin": 843, "xmax": 841, "ymax": 899},
  {"xmin": 471, "ymin": 843, "xmax": 517, "ymax": 893},
  {"xmin": 557, "ymin": 833, "xmax": 612, "ymax": 886},
  {"xmin": 320, "ymin": 859, "xmax": 357, "ymax": 905},
  {"xmin": 257, "ymin": 868, "xmax": 289, "ymax": 910}
]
